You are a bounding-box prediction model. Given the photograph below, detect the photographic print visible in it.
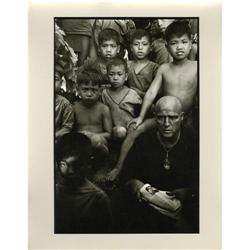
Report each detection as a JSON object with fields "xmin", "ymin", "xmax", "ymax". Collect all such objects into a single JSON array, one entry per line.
[
  {"xmin": 54, "ymin": 17, "xmax": 199, "ymax": 234},
  {"xmin": 29, "ymin": 1, "xmax": 221, "ymax": 249}
]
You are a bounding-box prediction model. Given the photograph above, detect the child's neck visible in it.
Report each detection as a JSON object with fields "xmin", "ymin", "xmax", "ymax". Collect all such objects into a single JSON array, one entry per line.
[
  {"xmin": 134, "ymin": 58, "xmax": 149, "ymax": 64},
  {"xmin": 110, "ymin": 85, "xmax": 126, "ymax": 92},
  {"xmin": 80, "ymin": 100, "xmax": 97, "ymax": 108},
  {"xmin": 172, "ymin": 57, "xmax": 189, "ymax": 66}
]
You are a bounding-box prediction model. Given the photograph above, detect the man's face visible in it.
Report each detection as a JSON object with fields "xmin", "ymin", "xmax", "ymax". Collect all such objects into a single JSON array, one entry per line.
[
  {"xmin": 108, "ymin": 65, "xmax": 128, "ymax": 89},
  {"xmin": 130, "ymin": 36, "xmax": 151, "ymax": 60},
  {"xmin": 99, "ymin": 39, "xmax": 120, "ymax": 60},
  {"xmin": 78, "ymin": 83, "xmax": 100, "ymax": 105},
  {"xmin": 167, "ymin": 34, "xmax": 192, "ymax": 61},
  {"xmin": 155, "ymin": 105, "xmax": 183, "ymax": 138}
]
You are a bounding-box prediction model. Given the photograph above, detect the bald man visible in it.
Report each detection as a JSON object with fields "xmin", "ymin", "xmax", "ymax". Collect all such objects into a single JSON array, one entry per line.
[{"xmin": 121, "ymin": 96, "xmax": 199, "ymax": 233}]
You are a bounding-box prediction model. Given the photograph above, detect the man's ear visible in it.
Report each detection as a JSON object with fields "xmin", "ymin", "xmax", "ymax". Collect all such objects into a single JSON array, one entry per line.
[{"xmin": 180, "ymin": 112, "xmax": 184, "ymax": 121}]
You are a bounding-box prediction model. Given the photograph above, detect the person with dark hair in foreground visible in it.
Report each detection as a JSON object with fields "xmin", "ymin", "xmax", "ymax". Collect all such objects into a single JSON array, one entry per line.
[{"xmin": 55, "ymin": 133, "xmax": 113, "ymax": 233}]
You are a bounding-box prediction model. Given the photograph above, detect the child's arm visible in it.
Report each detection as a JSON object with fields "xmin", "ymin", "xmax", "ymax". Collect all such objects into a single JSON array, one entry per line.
[
  {"xmin": 101, "ymin": 105, "xmax": 112, "ymax": 139},
  {"xmin": 129, "ymin": 65, "xmax": 164, "ymax": 128},
  {"xmin": 55, "ymin": 103, "xmax": 74, "ymax": 139}
]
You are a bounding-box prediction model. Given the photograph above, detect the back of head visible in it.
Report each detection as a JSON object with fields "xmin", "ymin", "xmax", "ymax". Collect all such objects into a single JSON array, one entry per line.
[
  {"xmin": 165, "ymin": 20, "xmax": 191, "ymax": 42},
  {"xmin": 129, "ymin": 29, "xmax": 152, "ymax": 44},
  {"xmin": 107, "ymin": 58, "xmax": 128, "ymax": 73},
  {"xmin": 98, "ymin": 28, "xmax": 120, "ymax": 45},
  {"xmin": 77, "ymin": 70, "xmax": 103, "ymax": 87}
]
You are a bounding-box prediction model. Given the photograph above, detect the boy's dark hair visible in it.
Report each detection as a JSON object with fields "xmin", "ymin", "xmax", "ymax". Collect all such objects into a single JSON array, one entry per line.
[
  {"xmin": 107, "ymin": 58, "xmax": 128, "ymax": 73},
  {"xmin": 77, "ymin": 71, "xmax": 103, "ymax": 87},
  {"xmin": 165, "ymin": 20, "xmax": 192, "ymax": 42},
  {"xmin": 98, "ymin": 28, "xmax": 120, "ymax": 45},
  {"xmin": 55, "ymin": 132, "xmax": 92, "ymax": 165},
  {"xmin": 129, "ymin": 29, "xmax": 152, "ymax": 44}
]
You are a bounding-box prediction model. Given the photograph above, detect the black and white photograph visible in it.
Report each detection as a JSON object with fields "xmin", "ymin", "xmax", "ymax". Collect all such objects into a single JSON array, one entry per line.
[{"xmin": 54, "ymin": 17, "xmax": 199, "ymax": 234}]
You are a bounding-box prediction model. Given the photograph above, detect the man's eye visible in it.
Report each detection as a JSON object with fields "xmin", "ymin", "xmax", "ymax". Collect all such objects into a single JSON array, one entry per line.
[
  {"xmin": 111, "ymin": 45, "xmax": 116, "ymax": 48},
  {"xmin": 143, "ymin": 43, "xmax": 149, "ymax": 46}
]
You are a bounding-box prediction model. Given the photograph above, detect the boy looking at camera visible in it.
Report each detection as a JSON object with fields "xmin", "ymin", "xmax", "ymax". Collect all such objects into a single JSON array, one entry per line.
[
  {"xmin": 73, "ymin": 71, "xmax": 112, "ymax": 155},
  {"xmin": 78, "ymin": 28, "xmax": 121, "ymax": 84},
  {"xmin": 127, "ymin": 29, "xmax": 159, "ymax": 98}
]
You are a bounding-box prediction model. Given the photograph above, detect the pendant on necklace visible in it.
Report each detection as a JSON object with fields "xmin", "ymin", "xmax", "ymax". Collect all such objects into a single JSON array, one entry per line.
[{"xmin": 163, "ymin": 152, "xmax": 171, "ymax": 170}]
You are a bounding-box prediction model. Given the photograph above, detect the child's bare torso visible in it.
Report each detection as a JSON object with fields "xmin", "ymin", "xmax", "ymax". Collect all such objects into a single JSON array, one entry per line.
[
  {"xmin": 74, "ymin": 101, "xmax": 105, "ymax": 133},
  {"xmin": 161, "ymin": 60, "xmax": 197, "ymax": 113}
]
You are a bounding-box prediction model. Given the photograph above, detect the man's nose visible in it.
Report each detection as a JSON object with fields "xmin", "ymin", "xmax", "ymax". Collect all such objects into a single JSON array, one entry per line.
[
  {"xmin": 106, "ymin": 45, "xmax": 111, "ymax": 52},
  {"xmin": 138, "ymin": 43, "xmax": 143, "ymax": 50},
  {"xmin": 163, "ymin": 117, "xmax": 170, "ymax": 126}
]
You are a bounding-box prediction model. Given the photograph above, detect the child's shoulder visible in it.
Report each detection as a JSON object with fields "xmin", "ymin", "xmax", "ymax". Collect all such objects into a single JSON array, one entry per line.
[
  {"xmin": 96, "ymin": 101, "xmax": 110, "ymax": 112},
  {"xmin": 158, "ymin": 62, "xmax": 171, "ymax": 71}
]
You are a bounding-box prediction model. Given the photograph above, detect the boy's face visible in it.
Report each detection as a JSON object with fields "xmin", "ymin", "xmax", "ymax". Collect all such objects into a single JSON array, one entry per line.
[
  {"xmin": 108, "ymin": 65, "xmax": 128, "ymax": 89},
  {"xmin": 130, "ymin": 36, "xmax": 151, "ymax": 60},
  {"xmin": 55, "ymin": 72, "xmax": 62, "ymax": 93},
  {"xmin": 167, "ymin": 34, "xmax": 192, "ymax": 61},
  {"xmin": 58, "ymin": 155, "xmax": 83, "ymax": 180},
  {"xmin": 78, "ymin": 83, "xmax": 100, "ymax": 105},
  {"xmin": 99, "ymin": 39, "xmax": 120, "ymax": 60}
]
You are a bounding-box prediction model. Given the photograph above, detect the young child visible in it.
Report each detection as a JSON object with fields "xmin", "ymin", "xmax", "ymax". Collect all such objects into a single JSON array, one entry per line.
[
  {"xmin": 132, "ymin": 20, "xmax": 198, "ymax": 130},
  {"xmin": 127, "ymin": 29, "xmax": 159, "ymax": 98},
  {"xmin": 78, "ymin": 28, "xmax": 121, "ymax": 84},
  {"xmin": 73, "ymin": 71, "xmax": 112, "ymax": 155},
  {"xmin": 102, "ymin": 58, "xmax": 142, "ymax": 140},
  {"xmin": 55, "ymin": 71, "xmax": 74, "ymax": 141},
  {"xmin": 55, "ymin": 132, "xmax": 113, "ymax": 233}
]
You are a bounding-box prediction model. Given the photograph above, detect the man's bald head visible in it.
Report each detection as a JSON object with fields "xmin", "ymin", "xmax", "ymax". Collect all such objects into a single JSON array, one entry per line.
[
  {"xmin": 155, "ymin": 96, "xmax": 183, "ymax": 114},
  {"xmin": 154, "ymin": 96, "xmax": 184, "ymax": 139}
]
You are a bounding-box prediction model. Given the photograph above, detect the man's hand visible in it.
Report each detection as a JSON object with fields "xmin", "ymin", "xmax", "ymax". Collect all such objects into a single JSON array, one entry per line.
[{"xmin": 127, "ymin": 116, "xmax": 144, "ymax": 130}]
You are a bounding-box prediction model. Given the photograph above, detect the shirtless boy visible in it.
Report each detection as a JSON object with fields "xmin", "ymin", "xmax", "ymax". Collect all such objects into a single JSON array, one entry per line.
[
  {"xmin": 73, "ymin": 71, "xmax": 112, "ymax": 155},
  {"xmin": 132, "ymin": 20, "xmax": 197, "ymax": 129}
]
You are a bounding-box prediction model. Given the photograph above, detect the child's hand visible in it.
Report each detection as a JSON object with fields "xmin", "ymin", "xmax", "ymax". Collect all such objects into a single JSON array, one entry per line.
[
  {"xmin": 127, "ymin": 117, "xmax": 143, "ymax": 129},
  {"xmin": 106, "ymin": 168, "xmax": 120, "ymax": 182}
]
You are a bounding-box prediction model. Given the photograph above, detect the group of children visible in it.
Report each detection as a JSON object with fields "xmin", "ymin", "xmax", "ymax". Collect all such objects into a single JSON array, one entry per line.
[{"xmin": 55, "ymin": 18, "xmax": 198, "ymax": 232}]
